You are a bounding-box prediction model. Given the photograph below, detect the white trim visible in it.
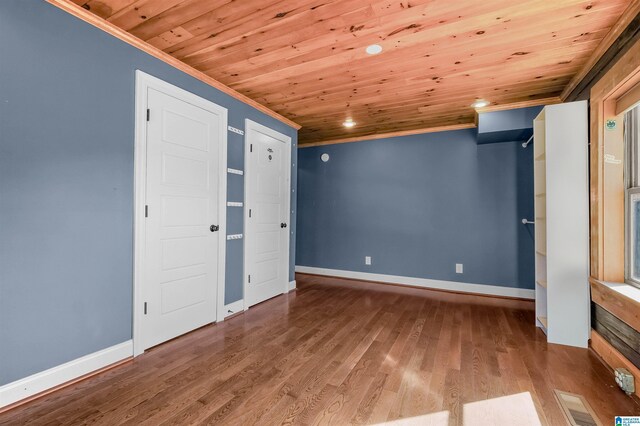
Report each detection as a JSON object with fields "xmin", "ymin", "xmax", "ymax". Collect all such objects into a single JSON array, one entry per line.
[
  {"xmin": 227, "ymin": 234, "xmax": 243, "ymax": 240},
  {"xmin": 288, "ymin": 280, "xmax": 297, "ymax": 291},
  {"xmin": 227, "ymin": 168, "xmax": 244, "ymax": 175},
  {"xmin": 0, "ymin": 341, "xmax": 132, "ymax": 408},
  {"xmin": 244, "ymin": 120, "xmax": 292, "ymax": 309},
  {"xmin": 133, "ymin": 71, "xmax": 228, "ymax": 356},
  {"xmin": 227, "ymin": 125, "xmax": 244, "ymax": 135},
  {"xmin": 227, "ymin": 201, "xmax": 243, "ymax": 207},
  {"xmin": 294, "ymin": 266, "xmax": 535, "ymax": 299},
  {"xmin": 224, "ymin": 300, "xmax": 244, "ymax": 318}
]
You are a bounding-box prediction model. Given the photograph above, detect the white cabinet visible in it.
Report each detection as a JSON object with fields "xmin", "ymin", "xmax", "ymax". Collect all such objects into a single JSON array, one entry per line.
[{"xmin": 533, "ymin": 101, "xmax": 590, "ymax": 348}]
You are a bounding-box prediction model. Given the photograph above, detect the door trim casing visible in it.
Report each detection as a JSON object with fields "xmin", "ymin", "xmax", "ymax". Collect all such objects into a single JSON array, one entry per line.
[
  {"xmin": 243, "ymin": 119, "xmax": 292, "ymax": 310},
  {"xmin": 133, "ymin": 70, "xmax": 228, "ymax": 356}
]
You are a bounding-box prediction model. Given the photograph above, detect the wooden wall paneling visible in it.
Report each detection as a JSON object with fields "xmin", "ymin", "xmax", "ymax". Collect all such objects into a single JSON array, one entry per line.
[
  {"xmin": 592, "ymin": 303, "xmax": 640, "ymax": 369},
  {"xmin": 590, "ymin": 38, "xmax": 640, "ymax": 282},
  {"xmin": 590, "ymin": 279, "xmax": 640, "ymax": 333},
  {"xmin": 588, "ymin": 36, "xmax": 640, "ymax": 383},
  {"xmin": 590, "ymin": 330, "xmax": 640, "ymax": 399},
  {"xmin": 562, "ymin": 0, "xmax": 640, "ymax": 101}
]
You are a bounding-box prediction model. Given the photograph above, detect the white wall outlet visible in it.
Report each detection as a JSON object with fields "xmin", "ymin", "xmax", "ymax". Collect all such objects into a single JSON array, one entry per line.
[
  {"xmin": 365, "ymin": 256, "xmax": 372, "ymax": 265},
  {"xmin": 615, "ymin": 367, "xmax": 635, "ymax": 395},
  {"xmin": 456, "ymin": 263, "xmax": 463, "ymax": 274}
]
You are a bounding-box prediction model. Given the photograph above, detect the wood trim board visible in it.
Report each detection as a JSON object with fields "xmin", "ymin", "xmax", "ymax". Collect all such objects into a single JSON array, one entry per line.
[
  {"xmin": 561, "ymin": 0, "xmax": 640, "ymax": 100},
  {"xmin": 45, "ymin": 0, "xmax": 301, "ymax": 130},
  {"xmin": 590, "ymin": 278, "xmax": 640, "ymax": 333},
  {"xmin": 589, "ymin": 37, "xmax": 640, "ymax": 281},
  {"xmin": 616, "ymin": 81, "xmax": 640, "ymax": 115},
  {"xmin": 590, "ymin": 330, "xmax": 640, "ymax": 399},
  {"xmin": 299, "ymin": 123, "xmax": 476, "ymax": 148},
  {"xmin": 300, "ymin": 97, "xmax": 560, "ymax": 148}
]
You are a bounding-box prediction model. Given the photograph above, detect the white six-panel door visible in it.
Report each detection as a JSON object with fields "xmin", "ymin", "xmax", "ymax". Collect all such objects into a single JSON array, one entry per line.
[
  {"xmin": 245, "ymin": 120, "xmax": 291, "ymax": 307},
  {"xmin": 137, "ymin": 74, "xmax": 227, "ymax": 352}
]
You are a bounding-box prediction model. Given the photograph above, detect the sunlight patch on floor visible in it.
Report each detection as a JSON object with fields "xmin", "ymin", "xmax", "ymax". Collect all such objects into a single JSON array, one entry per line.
[
  {"xmin": 372, "ymin": 392, "xmax": 542, "ymax": 426},
  {"xmin": 373, "ymin": 410, "xmax": 449, "ymax": 425},
  {"xmin": 463, "ymin": 392, "xmax": 542, "ymax": 425}
]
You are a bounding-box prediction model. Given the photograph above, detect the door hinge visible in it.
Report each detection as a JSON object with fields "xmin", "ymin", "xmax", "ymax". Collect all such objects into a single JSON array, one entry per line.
[
  {"xmin": 250, "ymin": 144, "xmax": 253, "ymax": 153},
  {"xmin": 146, "ymin": 109, "xmax": 150, "ymax": 121},
  {"xmin": 144, "ymin": 302, "xmax": 148, "ymax": 315},
  {"xmin": 145, "ymin": 205, "xmax": 148, "ymax": 217},
  {"xmin": 248, "ymin": 275, "xmax": 251, "ymax": 284}
]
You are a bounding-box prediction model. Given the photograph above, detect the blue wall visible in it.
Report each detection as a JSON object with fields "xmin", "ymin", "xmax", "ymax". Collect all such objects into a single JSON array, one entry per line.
[
  {"xmin": 476, "ymin": 106, "xmax": 543, "ymax": 144},
  {"xmin": 296, "ymin": 129, "xmax": 534, "ymax": 290},
  {"xmin": 0, "ymin": 0, "xmax": 297, "ymax": 385}
]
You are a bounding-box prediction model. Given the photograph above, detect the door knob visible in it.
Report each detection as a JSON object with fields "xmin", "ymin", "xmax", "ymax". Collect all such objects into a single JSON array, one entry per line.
[
  {"xmin": 280, "ymin": 223, "xmax": 287, "ymax": 228},
  {"xmin": 210, "ymin": 224, "xmax": 219, "ymax": 232}
]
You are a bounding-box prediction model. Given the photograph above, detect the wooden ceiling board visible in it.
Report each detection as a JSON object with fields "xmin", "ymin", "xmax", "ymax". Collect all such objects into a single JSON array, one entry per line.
[
  {"xmin": 222, "ymin": 8, "xmax": 616, "ymax": 95},
  {"xmin": 234, "ymin": 14, "xmax": 611, "ymax": 88},
  {"xmin": 70, "ymin": 0, "xmax": 632, "ymax": 144},
  {"xmin": 71, "ymin": 0, "xmax": 137, "ymax": 19}
]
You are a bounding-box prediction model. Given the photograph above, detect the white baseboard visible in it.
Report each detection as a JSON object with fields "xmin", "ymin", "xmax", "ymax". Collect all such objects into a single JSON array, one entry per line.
[
  {"xmin": 295, "ymin": 266, "xmax": 535, "ymax": 299},
  {"xmin": 288, "ymin": 280, "xmax": 297, "ymax": 291},
  {"xmin": 224, "ymin": 299, "xmax": 244, "ymax": 318},
  {"xmin": 0, "ymin": 340, "xmax": 133, "ymax": 408}
]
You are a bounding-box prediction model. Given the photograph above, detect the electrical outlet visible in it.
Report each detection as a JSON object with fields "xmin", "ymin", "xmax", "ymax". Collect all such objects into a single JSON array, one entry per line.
[
  {"xmin": 456, "ymin": 263, "xmax": 463, "ymax": 274},
  {"xmin": 365, "ymin": 256, "xmax": 372, "ymax": 265},
  {"xmin": 615, "ymin": 368, "xmax": 635, "ymax": 395}
]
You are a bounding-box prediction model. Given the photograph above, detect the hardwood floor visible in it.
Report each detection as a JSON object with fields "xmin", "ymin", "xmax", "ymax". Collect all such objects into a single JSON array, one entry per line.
[{"xmin": 2, "ymin": 273, "xmax": 639, "ymax": 425}]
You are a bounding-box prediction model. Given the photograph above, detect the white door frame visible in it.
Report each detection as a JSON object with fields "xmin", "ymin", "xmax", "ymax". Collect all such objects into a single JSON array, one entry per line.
[
  {"xmin": 133, "ymin": 70, "xmax": 228, "ymax": 356},
  {"xmin": 243, "ymin": 119, "xmax": 292, "ymax": 310}
]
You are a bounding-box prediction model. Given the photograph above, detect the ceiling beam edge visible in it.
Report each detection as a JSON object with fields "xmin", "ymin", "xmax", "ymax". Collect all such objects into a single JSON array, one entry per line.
[
  {"xmin": 299, "ymin": 123, "xmax": 477, "ymax": 148},
  {"xmin": 560, "ymin": 0, "xmax": 640, "ymax": 101},
  {"xmin": 475, "ymin": 97, "xmax": 562, "ymax": 113},
  {"xmin": 45, "ymin": 0, "xmax": 302, "ymax": 130}
]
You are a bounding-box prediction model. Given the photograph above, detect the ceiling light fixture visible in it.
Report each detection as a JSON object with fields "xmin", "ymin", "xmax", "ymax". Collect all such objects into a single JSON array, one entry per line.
[
  {"xmin": 365, "ymin": 44, "xmax": 383, "ymax": 55},
  {"xmin": 471, "ymin": 99, "xmax": 490, "ymax": 109},
  {"xmin": 343, "ymin": 118, "xmax": 356, "ymax": 128}
]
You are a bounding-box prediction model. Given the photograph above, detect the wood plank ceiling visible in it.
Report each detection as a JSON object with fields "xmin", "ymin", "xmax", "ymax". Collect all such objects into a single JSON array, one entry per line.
[{"xmin": 71, "ymin": 0, "xmax": 631, "ymax": 144}]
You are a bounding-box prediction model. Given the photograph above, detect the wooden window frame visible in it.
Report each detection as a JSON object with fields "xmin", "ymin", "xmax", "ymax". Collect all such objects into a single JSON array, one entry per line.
[{"xmin": 591, "ymin": 38, "xmax": 640, "ymax": 283}]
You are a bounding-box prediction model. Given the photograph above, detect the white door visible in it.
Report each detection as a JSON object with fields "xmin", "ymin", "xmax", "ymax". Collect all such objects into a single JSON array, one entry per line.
[
  {"xmin": 141, "ymin": 86, "xmax": 225, "ymax": 351},
  {"xmin": 245, "ymin": 120, "xmax": 291, "ymax": 307}
]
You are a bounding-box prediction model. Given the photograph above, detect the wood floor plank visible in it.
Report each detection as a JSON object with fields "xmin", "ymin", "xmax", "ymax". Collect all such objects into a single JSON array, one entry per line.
[{"xmin": 2, "ymin": 273, "xmax": 639, "ymax": 425}]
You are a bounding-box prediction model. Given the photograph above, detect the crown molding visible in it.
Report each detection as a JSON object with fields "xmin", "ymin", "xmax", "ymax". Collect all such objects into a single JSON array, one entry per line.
[{"xmin": 45, "ymin": 0, "xmax": 301, "ymax": 130}]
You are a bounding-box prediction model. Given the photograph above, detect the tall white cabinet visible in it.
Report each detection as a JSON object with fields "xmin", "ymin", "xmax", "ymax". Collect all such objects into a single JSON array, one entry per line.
[{"xmin": 533, "ymin": 101, "xmax": 590, "ymax": 348}]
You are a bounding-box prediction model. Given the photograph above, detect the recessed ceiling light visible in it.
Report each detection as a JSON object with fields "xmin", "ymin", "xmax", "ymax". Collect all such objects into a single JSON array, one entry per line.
[
  {"xmin": 471, "ymin": 99, "xmax": 490, "ymax": 108},
  {"xmin": 343, "ymin": 118, "xmax": 356, "ymax": 128},
  {"xmin": 366, "ymin": 44, "xmax": 383, "ymax": 55}
]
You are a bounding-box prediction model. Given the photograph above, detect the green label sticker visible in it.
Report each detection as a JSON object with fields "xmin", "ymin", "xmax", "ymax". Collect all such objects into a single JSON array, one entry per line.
[{"xmin": 606, "ymin": 119, "xmax": 617, "ymax": 131}]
